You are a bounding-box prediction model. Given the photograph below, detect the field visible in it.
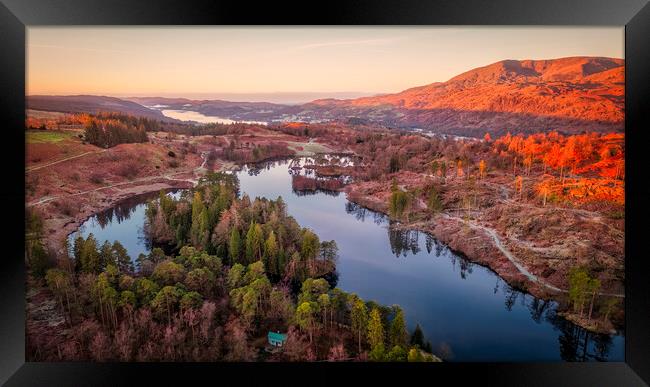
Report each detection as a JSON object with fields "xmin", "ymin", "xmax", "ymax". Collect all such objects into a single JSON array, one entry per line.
[
  {"xmin": 26, "ymin": 109, "xmax": 68, "ymax": 120},
  {"xmin": 27, "ymin": 130, "xmax": 75, "ymax": 144}
]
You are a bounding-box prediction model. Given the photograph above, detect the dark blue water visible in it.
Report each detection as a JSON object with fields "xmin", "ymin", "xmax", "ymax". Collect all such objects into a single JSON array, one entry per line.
[
  {"xmin": 69, "ymin": 190, "xmax": 183, "ymax": 261},
  {"xmin": 71, "ymin": 158, "xmax": 624, "ymax": 362}
]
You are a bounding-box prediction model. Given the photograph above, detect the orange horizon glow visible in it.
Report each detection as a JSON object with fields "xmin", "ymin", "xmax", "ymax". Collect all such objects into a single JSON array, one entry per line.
[{"xmin": 27, "ymin": 27, "xmax": 624, "ymax": 102}]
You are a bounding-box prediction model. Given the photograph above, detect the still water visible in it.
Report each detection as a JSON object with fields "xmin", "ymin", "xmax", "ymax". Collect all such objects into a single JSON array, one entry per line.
[
  {"xmin": 70, "ymin": 158, "xmax": 624, "ymax": 362},
  {"xmin": 160, "ymin": 109, "xmax": 267, "ymax": 126}
]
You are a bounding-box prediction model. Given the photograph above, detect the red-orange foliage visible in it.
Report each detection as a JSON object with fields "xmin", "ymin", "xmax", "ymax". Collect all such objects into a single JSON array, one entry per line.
[
  {"xmin": 494, "ymin": 132, "xmax": 624, "ymax": 180},
  {"xmin": 292, "ymin": 175, "xmax": 344, "ymax": 192}
]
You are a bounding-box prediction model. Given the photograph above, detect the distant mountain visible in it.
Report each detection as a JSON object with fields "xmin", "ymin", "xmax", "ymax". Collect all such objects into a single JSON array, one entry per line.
[
  {"xmin": 27, "ymin": 95, "xmax": 177, "ymax": 122},
  {"xmin": 28, "ymin": 57, "xmax": 625, "ymax": 138},
  {"xmin": 310, "ymin": 56, "xmax": 624, "ymax": 137},
  {"xmin": 126, "ymin": 97, "xmax": 302, "ymax": 123}
]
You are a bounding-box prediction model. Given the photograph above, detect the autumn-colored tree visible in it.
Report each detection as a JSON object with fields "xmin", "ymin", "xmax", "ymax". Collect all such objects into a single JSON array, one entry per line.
[
  {"xmin": 327, "ymin": 343, "xmax": 348, "ymax": 361},
  {"xmin": 367, "ymin": 308, "xmax": 385, "ymax": 352},
  {"xmin": 479, "ymin": 159, "xmax": 486, "ymax": 179},
  {"xmin": 350, "ymin": 295, "xmax": 368, "ymax": 354},
  {"xmin": 223, "ymin": 317, "xmax": 256, "ymax": 361},
  {"xmin": 514, "ymin": 175, "xmax": 524, "ymax": 200},
  {"xmin": 267, "ymin": 287, "xmax": 295, "ymax": 322}
]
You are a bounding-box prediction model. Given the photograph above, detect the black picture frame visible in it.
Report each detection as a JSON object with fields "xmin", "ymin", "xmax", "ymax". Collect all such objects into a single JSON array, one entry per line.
[{"xmin": 2, "ymin": 0, "xmax": 649, "ymax": 385}]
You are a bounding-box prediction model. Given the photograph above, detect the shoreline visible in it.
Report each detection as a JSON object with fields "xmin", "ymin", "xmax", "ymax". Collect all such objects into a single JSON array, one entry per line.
[
  {"xmin": 39, "ymin": 178, "xmax": 194, "ymax": 255},
  {"xmin": 33, "ymin": 153, "xmax": 622, "ymax": 336},
  {"xmin": 340, "ymin": 185, "xmax": 622, "ymax": 336}
]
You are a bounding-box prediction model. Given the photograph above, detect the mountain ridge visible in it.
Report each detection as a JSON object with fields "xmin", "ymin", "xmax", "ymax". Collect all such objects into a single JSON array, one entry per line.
[{"xmin": 27, "ymin": 56, "xmax": 624, "ymax": 137}]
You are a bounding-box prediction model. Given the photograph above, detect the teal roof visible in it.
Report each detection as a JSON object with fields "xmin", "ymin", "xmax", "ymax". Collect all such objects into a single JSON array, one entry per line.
[{"xmin": 267, "ymin": 331, "xmax": 287, "ymax": 342}]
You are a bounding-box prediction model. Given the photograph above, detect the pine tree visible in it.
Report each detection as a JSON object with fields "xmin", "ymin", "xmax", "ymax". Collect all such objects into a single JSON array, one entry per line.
[
  {"xmin": 245, "ymin": 222, "xmax": 263, "ymax": 264},
  {"xmin": 410, "ymin": 323, "xmax": 424, "ymax": 348},
  {"xmin": 264, "ymin": 230, "xmax": 279, "ymax": 275},
  {"xmin": 112, "ymin": 241, "xmax": 133, "ymax": 274},
  {"xmin": 99, "ymin": 241, "xmax": 114, "ymax": 268},
  {"xmin": 228, "ymin": 228, "xmax": 241, "ymax": 264},
  {"xmin": 390, "ymin": 307, "xmax": 408, "ymax": 347},
  {"xmin": 81, "ymin": 234, "xmax": 100, "ymax": 274},
  {"xmin": 190, "ymin": 192, "xmax": 205, "ymax": 247}
]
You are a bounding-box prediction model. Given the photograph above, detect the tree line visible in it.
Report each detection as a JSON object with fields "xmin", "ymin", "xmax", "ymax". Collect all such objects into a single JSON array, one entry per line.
[
  {"xmin": 28, "ymin": 172, "xmax": 440, "ymax": 361},
  {"xmin": 83, "ymin": 113, "xmax": 150, "ymax": 148}
]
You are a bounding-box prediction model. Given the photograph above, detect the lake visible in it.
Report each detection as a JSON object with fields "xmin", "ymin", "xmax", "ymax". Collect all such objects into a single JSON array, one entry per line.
[
  {"xmin": 160, "ymin": 109, "xmax": 267, "ymax": 126},
  {"xmin": 70, "ymin": 158, "xmax": 624, "ymax": 362}
]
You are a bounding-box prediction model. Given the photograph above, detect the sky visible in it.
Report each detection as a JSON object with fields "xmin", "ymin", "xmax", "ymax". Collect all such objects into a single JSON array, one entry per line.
[{"xmin": 27, "ymin": 27, "xmax": 624, "ymax": 103}]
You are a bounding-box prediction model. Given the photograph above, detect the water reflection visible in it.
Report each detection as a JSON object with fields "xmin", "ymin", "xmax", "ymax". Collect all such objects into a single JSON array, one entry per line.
[
  {"xmin": 69, "ymin": 190, "xmax": 183, "ymax": 263},
  {"xmin": 70, "ymin": 157, "xmax": 623, "ymax": 362}
]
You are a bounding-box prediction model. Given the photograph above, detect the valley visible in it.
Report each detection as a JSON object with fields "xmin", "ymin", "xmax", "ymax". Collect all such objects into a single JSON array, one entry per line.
[{"xmin": 24, "ymin": 55, "xmax": 625, "ymax": 363}]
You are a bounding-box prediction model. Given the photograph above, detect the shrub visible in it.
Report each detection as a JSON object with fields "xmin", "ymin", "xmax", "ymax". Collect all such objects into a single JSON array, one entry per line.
[
  {"xmin": 168, "ymin": 160, "xmax": 180, "ymax": 168},
  {"xmin": 168, "ymin": 150, "xmax": 176, "ymax": 158},
  {"xmin": 116, "ymin": 160, "xmax": 142, "ymax": 180},
  {"xmin": 89, "ymin": 173, "xmax": 104, "ymax": 185},
  {"xmin": 53, "ymin": 198, "xmax": 78, "ymax": 217}
]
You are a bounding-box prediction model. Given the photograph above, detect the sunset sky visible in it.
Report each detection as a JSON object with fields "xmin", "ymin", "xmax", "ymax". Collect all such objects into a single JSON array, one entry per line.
[{"xmin": 27, "ymin": 27, "xmax": 624, "ymax": 103}]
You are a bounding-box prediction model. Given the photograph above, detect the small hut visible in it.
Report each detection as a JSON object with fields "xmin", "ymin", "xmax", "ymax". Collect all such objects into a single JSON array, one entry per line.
[{"xmin": 267, "ymin": 331, "xmax": 287, "ymax": 348}]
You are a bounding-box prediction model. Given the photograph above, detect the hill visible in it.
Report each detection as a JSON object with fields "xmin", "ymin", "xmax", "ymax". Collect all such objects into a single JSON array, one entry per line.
[
  {"xmin": 27, "ymin": 95, "xmax": 177, "ymax": 122},
  {"xmin": 312, "ymin": 57, "xmax": 624, "ymax": 137}
]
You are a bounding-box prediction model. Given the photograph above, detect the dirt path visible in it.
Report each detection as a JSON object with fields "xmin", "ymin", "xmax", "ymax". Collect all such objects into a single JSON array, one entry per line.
[
  {"xmin": 439, "ymin": 213, "xmax": 624, "ymax": 298},
  {"xmin": 26, "ymin": 149, "xmax": 107, "ymax": 172},
  {"xmin": 27, "ymin": 172, "xmax": 190, "ymax": 207},
  {"xmin": 27, "ymin": 151, "xmax": 215, "ymax": 207}
]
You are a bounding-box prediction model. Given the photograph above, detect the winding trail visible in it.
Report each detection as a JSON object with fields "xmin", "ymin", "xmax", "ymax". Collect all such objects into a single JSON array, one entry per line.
[
  {"xmin": 27, "ymin": 152, "xmax": 210, "ymax": 207},
  {"xmin": 26, "ymin": 150, "xmax": 107, "ymax": 172},
  {"xmin": 438, "ymin": 213, "xmax": 624, "ymax": 298}
]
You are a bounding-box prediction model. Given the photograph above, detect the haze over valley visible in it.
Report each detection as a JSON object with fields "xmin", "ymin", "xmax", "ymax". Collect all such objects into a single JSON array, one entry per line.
[{"xmin": 25, "ymin": 27, "xmax": 625, "ymax": 363}]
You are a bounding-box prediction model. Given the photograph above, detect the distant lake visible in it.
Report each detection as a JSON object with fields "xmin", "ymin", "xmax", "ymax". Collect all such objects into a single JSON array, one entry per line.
[
  {"xmin": 69, "ymin": 158, "xmax": 624, "ymax": 362},
  {"xmin": 160, "ymin": 109, "xmax": 267, "ymax": 126}
]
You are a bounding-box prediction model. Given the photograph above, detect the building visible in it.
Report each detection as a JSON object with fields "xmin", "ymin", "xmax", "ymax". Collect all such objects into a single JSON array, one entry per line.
[{"xmin": 267, "ymin": 331, "xmax": 287, "ymax": 347}]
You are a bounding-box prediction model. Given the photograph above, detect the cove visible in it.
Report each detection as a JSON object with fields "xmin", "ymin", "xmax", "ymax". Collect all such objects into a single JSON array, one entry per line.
[{"xmin": 70, "ymin": 158, "xmax": 624, "ymax": 362}]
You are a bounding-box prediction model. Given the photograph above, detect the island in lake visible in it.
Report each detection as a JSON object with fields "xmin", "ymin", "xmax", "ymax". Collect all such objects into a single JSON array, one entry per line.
[{"xmin": 25, "ymin": 27, "xmax": 624, "ymax": 362}]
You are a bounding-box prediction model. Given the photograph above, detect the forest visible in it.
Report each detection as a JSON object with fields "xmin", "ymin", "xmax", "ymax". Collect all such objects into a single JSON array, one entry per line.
[
  {"xmin": 82, "ymin": 113, "xmax": 151, "ymax": 148},
  {"xmin": 26, "ymin": 172, "xmax": 439, "ymax": 362}
]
